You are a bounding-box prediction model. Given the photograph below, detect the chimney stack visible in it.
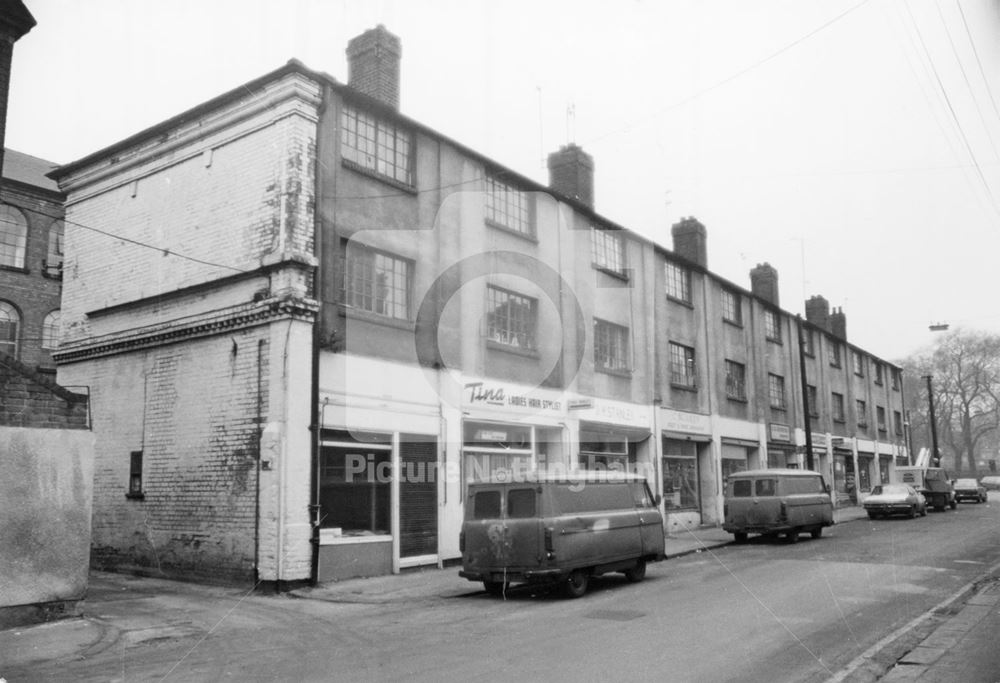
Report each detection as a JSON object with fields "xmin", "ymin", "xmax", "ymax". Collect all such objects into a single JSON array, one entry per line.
[
  {"xmin": 749, "ymin": 263, "xmax": 779, "ymax": 306},
  {"xmin": 805, "ymin": 295, "xmax": 830, "ymax": 332},
  {"xmin": 830, "ymin": 307, "xmax": 847, "ymax": 340},
  {"xmin": 346, "ymin": 25, "xmax": 402, "ymax": 109},
  {"xmin": 671, "ymin": 217, "xmax": 707, "ymax": 268},
  {"xmin": 547, "ymin": 143, "xmax": 594, "ymax": 208}
]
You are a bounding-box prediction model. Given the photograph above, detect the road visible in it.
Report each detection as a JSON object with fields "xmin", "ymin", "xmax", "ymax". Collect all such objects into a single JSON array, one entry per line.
[{"xmin": 3, "ymin": 497, "xmax": 999, "ymax": 682}]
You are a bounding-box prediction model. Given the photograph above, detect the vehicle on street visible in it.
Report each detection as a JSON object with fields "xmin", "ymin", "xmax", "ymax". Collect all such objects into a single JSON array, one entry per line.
[
  {"xmin": 863, "ymin": 483, "xmax": 927, "ymax": 519},
  {"xmin": 722, "ymin": 469, "xmax": 833, "ymax": 543},
  {"xmin": 459, "ymin": 473, "xmax": 665, "ymax": 598},
  {"xmin": 980, "ymin": 475, "xmax": 1000, "ymax": 491},
  {"xmin": 894, "ymin": 465, "xmax": 957, "ymax": 511},
  {"xmin": 953, "ymin": 478, "xmax": 987, "ymax": 503}
]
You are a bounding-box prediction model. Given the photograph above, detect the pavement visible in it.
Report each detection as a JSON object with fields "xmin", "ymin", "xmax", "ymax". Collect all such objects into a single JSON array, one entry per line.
[{"xmin": 2, "ymin": 505, "xmax": 998, "ymax": 681}]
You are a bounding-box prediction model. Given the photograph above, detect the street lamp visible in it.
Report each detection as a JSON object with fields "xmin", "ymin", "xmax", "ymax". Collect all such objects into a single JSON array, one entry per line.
[{"xmin": 922, "ymin": 375, "xmax": 940, "ymax": 466}]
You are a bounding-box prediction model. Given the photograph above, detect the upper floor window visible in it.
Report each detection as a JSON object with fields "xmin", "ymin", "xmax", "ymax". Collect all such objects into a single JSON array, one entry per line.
[
  {"xmin": 891, "ymin": 368, "xmax": 901, "ymax": 391},
  {"xmin": 669, "ymin": 342, "xmax": 696, "ymax": 388},
  {"xmin": 486, "ymin": 286, "xmax": 537, "ymax": 350},
  {"xmin": 41, "ymin": 310, "xmax": 61, "ymax": 350},
  {"xmin": 721, "ymin": 289, "xmax": 742, "ymax": 325},
  {"xmin": 594, "ymin": 319, "xmax": 630, "ymax": 374},
  {"xmin": 877, "ymin": 406, "xmax": 887, "ymax": 432},
  {"xmin": 0, "ymin": 301, "xmax": 19, "ymax": 358},
  {"xmin": 802, "ymin": 328, "xmax": 815, "ymax": 356},
  {"xmin": 807, "ymin": 384, "xmax": 819, "ymax": 417},
  {"xmin": 0, "ymin": 205, "xmax": 28, "ymax": 269},
  {"xmin": 894, "ymin": 410, "xmax": 904, "ymax": 435},
  {"xmin": 341, "ymin": 104, "xmax": 414, "ymax": 187},
  {"xmin": 725, "ymin": 359, "xmax": 746, "ymax": 401},
  {"xmin": 591, "ymin": 227, "xmax": 626, "ymax": 276},
  {"xmin": 832, "ymin": 392, "xmax": 845, "ymax": 422},
  {"xmin": 856, "ymin": 399, "xmax": 867, "ymax": 427},
  {"xmin": 664, "ymin": 261, "xmax": 691, "ymax": 304},
  {"xmin": 829, "ymin": 339, "xmax": 842, "ymax": 368},
  {"xmin": 852, "ymin": 351, "xmax": 865, "ymax": 377},
  {"xmin": 342, "ymin": 242, "xmax": 411, "ymax": 320},
  {"xmin": 768, "ymin": 373, "xmax": 786, "ymax": 410},
  {"xmin": 874, "ymin": 361, "xmax": 884, "ymax": 385},
  {"xmin": 45, "ymin": 220, "xmax": 64, "ymax": 278},
  {"xmin": 764, "ymin": 309, "xmax": 781, "ymax": 343},
  {"xmin": 485, "ymin": 172, "xmax": 532, "ymax": 236}
]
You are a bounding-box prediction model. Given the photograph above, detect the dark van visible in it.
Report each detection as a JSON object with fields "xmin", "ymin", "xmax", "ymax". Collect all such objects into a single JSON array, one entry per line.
[
  {"xmin": 723, "ymin": 469, "xmax": 833, "ymax": 543},
  {"xmin": 459, "ymin": 473, "xmax": 665, "ymax": 598}
]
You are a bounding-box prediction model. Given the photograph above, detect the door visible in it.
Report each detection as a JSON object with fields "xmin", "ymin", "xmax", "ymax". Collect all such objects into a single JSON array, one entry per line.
[{"xmin": 399, "ymin": 436, "xmax": 438, "ymax": 558}]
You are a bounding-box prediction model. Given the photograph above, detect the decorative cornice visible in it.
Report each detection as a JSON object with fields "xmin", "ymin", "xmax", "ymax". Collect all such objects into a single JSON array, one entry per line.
[{"xmin": 54, "ymin": 296, "xmax": 318, "ymax": 364}]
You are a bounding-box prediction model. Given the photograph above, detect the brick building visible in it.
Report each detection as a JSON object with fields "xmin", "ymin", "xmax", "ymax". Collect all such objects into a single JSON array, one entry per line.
[{"xmin": 51, "ymin": 26, "xmax": 908, "ymax": 586}]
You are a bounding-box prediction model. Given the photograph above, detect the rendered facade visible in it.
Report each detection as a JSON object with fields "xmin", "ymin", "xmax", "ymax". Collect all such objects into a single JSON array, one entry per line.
[{"xmin": 51, "ymin": 26, "xmax": 908, "ymax": 586}]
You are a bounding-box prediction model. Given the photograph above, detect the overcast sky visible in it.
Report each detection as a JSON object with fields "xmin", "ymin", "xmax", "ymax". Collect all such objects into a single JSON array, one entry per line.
[{"xmin": 8, "ymin": 0, "xmax": 1000, "ymax": 362}]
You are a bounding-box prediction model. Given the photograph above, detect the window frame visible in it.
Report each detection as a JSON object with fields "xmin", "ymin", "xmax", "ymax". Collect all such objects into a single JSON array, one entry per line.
[
  {"xmin": 721, "ymin": 288, "xmax": 742, "ymax": 326},
  {"xmin": 725, "ymin": 359, "xmax": 747, "ymax": 401},
  {"xmin": 0, "ymin": 204, "xmax": 28, "ymax": 270},
  {"xmin": 763, "ymin": 309, "xmax": 782, "ymax": 343},
  {"xmin": 807, "ymin": 384, "xmax": 819, "ymax": 417},
  {"xmin": 126, "ymin": 450, "xmax": 145, "ymax": 499},
  {"xmin": 41, "ymin": 310, "xmax": 60, "ymax": 351},
  {"xmin": 0, "ymin": 300, "xmax": 20, "ymax": 358},
  {"xmin": 664, "ymin": 260, "xmax": 691, "ymax": 304},
  {"xmin": 856, "ymin": 399, "xmax": 867, "ymax": 428},
  {"xmin": 829, "ymin": 339, "xmax": 842, "ymax": 368},
  {"xmin": 832, "ymin": 392, "xmax": 845, "ymax": 422},
  {"xmin": 852, "ymin": 351, "xmax": 865, "ymax": 377},
  {"xmin": 591, "ymin": 225, "xmax": 627, "ymax": 277},
  {"xmin": 341, "ymin": 241, "xmax": 413, "ymax": 321},
  {"xmin": 485, "ymin": 284, "xmax": 538, "ymax": 352},
  {"xmin": 668, "ymin": 341, "xmax": 697, "ymax": 389},
  {"xmin": 485, "ymin": 171, "xmax": 533, "ymax": 237},
  {"xmin": 340, "ymin": 103, "xmax": 414, "ymax": 188},
  {"xmin": 768, "ymin": 373, "xmax": 786, "ymax": 410},
  {"xmin": 593, "ymin": 318, "xmax": 631, "ymax": 375},
  {"xmin": 877, "ymin": 406, "xmax": 887, "ymax": 433}
]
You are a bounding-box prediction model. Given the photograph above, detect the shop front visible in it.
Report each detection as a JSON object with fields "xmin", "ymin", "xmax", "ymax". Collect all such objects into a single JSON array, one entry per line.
[
  {"xmin": 832, "ymin": 444, "xmax": 856, "ymax": 507},
  {"xmin": 767, "ymin": 423, "xmax": 798, "ymax": 469},
  {"xmin": 659, "ymin": 408, "xmax": 714, "ymax": 529}
]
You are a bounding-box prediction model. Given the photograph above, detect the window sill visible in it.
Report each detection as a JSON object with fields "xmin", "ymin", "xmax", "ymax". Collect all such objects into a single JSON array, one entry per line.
[
  {"xmin": 770, "ymin": 406, "xmax": 786, "ymax": 412},
  {"xmin": 338, "ymin": 304, "xmax": 415, "ymax": 331},
  {"xmin": 486, "ymin": 338, "xmax": 540, "ymax": 359},
  {"xmin": 341, "ymin": 159, "xmax": 416, "ymax": 195},
  {"xmin": 0, "ymin": 264, "xmax": 29, "ymax": 274},
  {"xmin": 125, "ymin": 492, "xmax": 145, "ymax": 501},
  {"xmin": 319, "ymin": 533, "xmax": 392, "ymax": 546},
  {"xmin": 830, "ymin": 364, "xmax": 842, "ymax": 369},
  {"xmin": 592, "ymin": 264, "xmax": 630, "ymax": 282},
  {"xmin": 722, "ymin": 318, "xmax": 743, "ymax": 329},
  {"xmin": 485, "ymin": 219, "xmax": 538, "ymax": 243},
  {"xmin": 727, "ymin": 396, "xmax": 748, "ymax": 404},
  {"xmin": 833, "ymin": 418, "xmax": 846, "ymax": 424},
  {"xmin": 766, "ymin": 337, "xmax": 783, "ymax": 345},
  {"xmin": 597, "ymin": 366, "xmax": 632, "ymax": 379},
  {"xmin": 670, "ymin": 382, "xmax": 697, "ymax": 393},
  {"xmin": 666, "ymin": 295, "xmax": 694, "ymax": 309}
]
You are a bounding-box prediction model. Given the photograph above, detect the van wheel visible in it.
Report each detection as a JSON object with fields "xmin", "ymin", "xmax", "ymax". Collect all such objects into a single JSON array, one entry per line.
[
  {"xmin": 733, "ymin": 532, "xmax": 748, "ymax": 543},
  {"xmin": 810, "ymin": 527, "xmax": 822, "ymax": 539},
  {"xmin": 624, "ymin": 559, "xmax": 647, "ymax": 583},
  {"xmin": 564, "ymin": 570, "xmax": 589, "ymax": 598},
  {"xmin": 786, "ymin": 530, "xmax": 799, "ymax": 543},
  {"xmin": 483, "ymin": 580, "xmax": 508, "ymax": 597},
  {"xmin": 950, "ymin": 499, "xmax": 957, "ymax": 510}
]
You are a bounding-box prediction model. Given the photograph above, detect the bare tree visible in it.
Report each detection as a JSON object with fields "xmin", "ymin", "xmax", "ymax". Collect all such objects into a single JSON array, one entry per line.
[{"xmin": 901, "ymin": 329, "xmax": 1000, "ymax": 473}]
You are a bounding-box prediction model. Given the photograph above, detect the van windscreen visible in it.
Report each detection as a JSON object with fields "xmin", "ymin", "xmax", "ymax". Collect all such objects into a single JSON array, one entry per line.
[
  {"xmin": 732, "ymin": 480, "xmax": 752, "ymax": 497},
  {"xmin": 473, "ymin": 490, "xmax": 501, "ymax": 519},
  {"xmin": 508, "ymin": 489, "xmax": 536, "ymax": 518},
  {"xmin": 755, "ymin": 479, "xmax": 776, "ymax": 497}
]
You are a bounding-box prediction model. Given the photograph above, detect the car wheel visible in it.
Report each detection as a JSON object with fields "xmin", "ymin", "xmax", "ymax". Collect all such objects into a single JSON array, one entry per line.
[
  {"xmin": 624, "ymin": 559, "xmax": 647, "ymax": 583},
  {"xmin": 733, "ymin": 532, "xmax": 748, "ymax": 543},
  {"xmin": 867, "ymin": 511, "xmax": 878, "ymax": 520},
  {"xmin": 564, "ymin": 569, "xmax": 589, "ymax": 598},
  {"xmin": 920, "ymin": 506, "xmax": 927, "ymax": 517},
  {"xmin": 908, "ymin": 505, "xmax": 916, "ymax": 519},
  {"xmin": 483, "ymin": 580, "xmax": 508, "ymax": 597},
  {"xmin": 786, "ymin": 529, "xmax": 799, "ymax": 543},
  {"xmin": 810, "ymin": 527, "xmax": 823, "ymax": 539},
  {"xmin": 950, "ymin": 499, "xmax": 957, "ymax": 510}
]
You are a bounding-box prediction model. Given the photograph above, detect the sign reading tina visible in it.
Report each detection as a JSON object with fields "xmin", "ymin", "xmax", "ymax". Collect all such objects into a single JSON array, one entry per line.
[{"xmin": 464, "ymin": 382, "xmax": 562, "ymax": 411}]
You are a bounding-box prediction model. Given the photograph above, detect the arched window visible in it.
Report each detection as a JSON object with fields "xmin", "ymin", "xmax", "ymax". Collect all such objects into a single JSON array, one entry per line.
[
  {"xmin": 0, "ymin": 205, "xmax": 28, "ymax": 269},
  {"xmin": 0, "ymin": 301, "xmax": 20, "ymax": 358},
  {"xmin": 46, "ymin": 219, "xmax": 64, "ymax": 277},
  {"xmin": 42, "ymin": 310, "xmax": 61, "ymax": 350}
]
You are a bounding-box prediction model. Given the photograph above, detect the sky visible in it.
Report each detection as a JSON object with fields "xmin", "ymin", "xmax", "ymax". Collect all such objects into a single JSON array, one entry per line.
[{"xmin": 7, "ymin": 0, "xmax": 1000, "ymax": 362}]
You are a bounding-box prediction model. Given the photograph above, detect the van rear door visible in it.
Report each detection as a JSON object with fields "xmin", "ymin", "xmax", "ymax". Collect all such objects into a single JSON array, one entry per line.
[
  {"xmin": 463, "ymin": 486, "xmax": 506, "ymax": 572},
  {"xmin": 504, "ymin": 487, "xmax": 542, "ymax": 570}
]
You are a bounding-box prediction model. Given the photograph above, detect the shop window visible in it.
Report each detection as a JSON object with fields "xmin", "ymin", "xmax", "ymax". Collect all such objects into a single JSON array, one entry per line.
[
  {"xmin": 342, "ymin": 241, "xmax": 412, "ymax": 320},
  {"xmin": 594, "ymin": 319, "xmax": 630, "ymax": 374},
  {"xmin": 485, "ymin": 171, "xmax": 532, "ymax": 237},
  {"xmin": 319, "ymin": 431, "xmax": 392, "ymax": 536},
  {"xmin": 879, "ymin": 459, "xmax": 891, "ymax": 485},
  {"xmin": 725, "ymin": 360, "xmax": 746, "ymax": 401},
  {"xmin": 486, "ymin": 285, "xmax": 537, "ymax": 350},
  {"xmin": 721, "ymin": 289, "xmax": 742, "ymax": 325},
  {"xmin": 664, "ymin": 261, "xmax": 691, "ymax": 304},
  {"xmin": 669, "ymin": 342, "xmax": 696, "ymax": 388},
  {"xmin": 341, "ymin": 104, "xmax": 413, "ymax": 187},
  {"xmin": 579, "ymin": 430, "xmax": 634, "ymax": 471},
  {"xmin": 858, "ymin": 459, "xmax": 872, "ymax": 492},
  {"xmin": 463, "ymin": 421, "xmax": 533, "ymax": 481},
  {"xmin": 591, "ymin": 226, "xmax": 626, "ymax": 276},
  {"xmin": 663, "ymin": 439, "xmax": 698, "ymax": 510},
  {"xmin": 0, "ymin": 301, "xmax": 19, "ymax": 358},
  {"xmin": 0, "ymin": 205, "xmax": 27, "ymax": 269}
]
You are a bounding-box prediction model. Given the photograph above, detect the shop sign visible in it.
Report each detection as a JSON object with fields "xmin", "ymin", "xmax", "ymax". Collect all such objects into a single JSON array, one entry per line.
[
  {"xmin": 769, "ymin": 423, "xmax": 791, "ymax": 442},
  {"xmin": 463, "ymin": 381, "xmax": 562, "ymax": 411},
  {"xmin": 567, "ymin": 399, "xmax": 594, "ymax": 410},
  {"xmin": 660, "ymin": 408, "xmax": 711, "ymax": 435}
]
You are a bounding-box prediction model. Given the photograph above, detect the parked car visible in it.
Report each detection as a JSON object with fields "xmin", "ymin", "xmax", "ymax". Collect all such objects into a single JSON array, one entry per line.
[
  {"xmin": 863, "ymin": 484, "xmax": 927, "ymax": 519},
  {"xmin": 953, "ymin": 478, "xmax": 987, "ymax": 503},
  {"xmin": 459, "ymin": 473, "xmax": 665, "ymax": 598},
  {"xmin": 980, "ymin": 475, "xmax": 1000, "ymax": 491},
  {"xmin": 722, "ymin": 469, "xmax": 833, "ymax": 543}
]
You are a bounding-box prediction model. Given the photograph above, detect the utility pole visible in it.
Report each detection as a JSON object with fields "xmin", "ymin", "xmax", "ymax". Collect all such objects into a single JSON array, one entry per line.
[
  {"xmin": 923, "ymin": 375, "xmax": 940, "ymax": 466},
  {"xmin": 796, "ymin": 315, "xmax": 814, "ymax": 470}
]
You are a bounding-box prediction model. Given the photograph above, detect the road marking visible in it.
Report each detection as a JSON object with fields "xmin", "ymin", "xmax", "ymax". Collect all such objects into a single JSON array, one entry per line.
[{"xmin": 953, "ymin": 560, "xmax": 984, "ymax": 565}]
